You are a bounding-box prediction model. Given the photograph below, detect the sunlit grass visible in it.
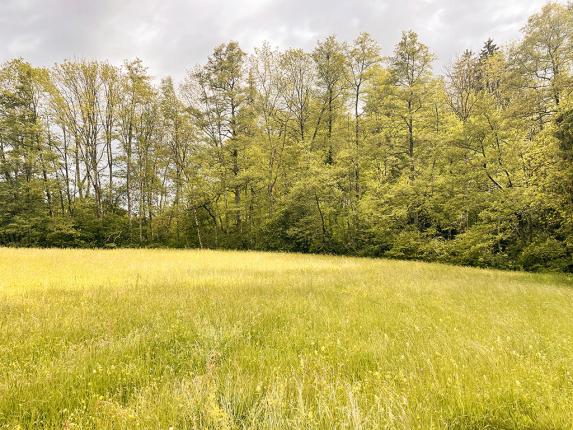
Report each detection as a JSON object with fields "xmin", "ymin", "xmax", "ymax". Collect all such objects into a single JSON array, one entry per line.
[{"xmin": 1, "ymin": 248, "xmax": 573, "ymax": 429}]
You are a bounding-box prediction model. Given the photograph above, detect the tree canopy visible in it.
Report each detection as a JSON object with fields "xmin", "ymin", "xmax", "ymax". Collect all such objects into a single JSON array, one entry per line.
[{"xmin": 1, "ymin": 2, "xmax": 573, "ymax": 271}]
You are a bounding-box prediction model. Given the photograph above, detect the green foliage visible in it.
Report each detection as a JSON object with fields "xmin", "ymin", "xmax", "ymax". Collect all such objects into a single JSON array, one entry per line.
[
  {"xmin": 519, "ymin": 237, "xmax": 569, "ymax": 272},
  {"xmin": 1, "ymin": 3, "xmax": 573, "ymax": 271}
]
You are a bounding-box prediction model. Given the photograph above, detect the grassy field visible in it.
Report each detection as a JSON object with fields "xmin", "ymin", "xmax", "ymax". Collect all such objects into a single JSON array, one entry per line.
[{"xmin": 1, "ymin": 249, "xmax": 573, "ymax": 429}]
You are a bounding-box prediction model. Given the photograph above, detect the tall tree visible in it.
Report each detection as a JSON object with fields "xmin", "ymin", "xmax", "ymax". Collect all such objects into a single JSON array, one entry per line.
[
  {"xmin": 312, "ymin": 36, "xmax": 348, "ymax": 164},
  {"xmin": 388, "ymin": 31, "xmax": 435, "ymax": 178},
  {"xmin": 346, "ymin": 32, "xmax": 381, "ymax": 196}
]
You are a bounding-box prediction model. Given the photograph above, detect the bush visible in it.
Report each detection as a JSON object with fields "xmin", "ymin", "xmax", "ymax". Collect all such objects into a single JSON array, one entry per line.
[{"xmin": 519, "ymin": 237, "xmax": 568, "ymax": 272}]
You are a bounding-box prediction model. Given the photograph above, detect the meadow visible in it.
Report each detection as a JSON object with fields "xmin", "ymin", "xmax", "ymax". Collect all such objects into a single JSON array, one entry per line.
[{"xmin": 1, "ymin": 248, "xmax": 573, "ymax": 429}]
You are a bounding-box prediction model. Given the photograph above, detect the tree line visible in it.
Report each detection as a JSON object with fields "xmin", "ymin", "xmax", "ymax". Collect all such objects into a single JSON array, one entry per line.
[{"xmin": 1, "ymin": 2, "xmax": 572, "ymax": 271}]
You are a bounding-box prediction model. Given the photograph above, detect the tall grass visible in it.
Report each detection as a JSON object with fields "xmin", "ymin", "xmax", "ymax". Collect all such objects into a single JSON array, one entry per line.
[{"xmin": 1, "ymin": 248, "xmax": 573, "ymax": 429}]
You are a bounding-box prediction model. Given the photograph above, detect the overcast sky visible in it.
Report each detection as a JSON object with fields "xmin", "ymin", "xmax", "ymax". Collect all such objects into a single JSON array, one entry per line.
[{"xmin": 0, "ymin": 0, "xmax": 557, "ymax": 81}]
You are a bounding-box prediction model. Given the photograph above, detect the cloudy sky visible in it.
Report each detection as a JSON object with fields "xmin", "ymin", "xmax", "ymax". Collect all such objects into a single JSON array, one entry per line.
[{"xmin": 0, "ymin": 0, "xmax": 556, "ymax": 81}]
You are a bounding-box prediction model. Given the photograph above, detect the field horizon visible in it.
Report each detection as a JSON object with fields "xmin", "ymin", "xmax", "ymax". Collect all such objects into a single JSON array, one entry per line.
[{"xmin": 2, "ymin": 248, "xmax": 573, "ymax": 428}]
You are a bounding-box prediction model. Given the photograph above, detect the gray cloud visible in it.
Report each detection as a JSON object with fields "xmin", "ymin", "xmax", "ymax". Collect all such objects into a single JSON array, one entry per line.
[{"xmin": 0, "ymin": 0, "xmax": 556, "ymax": 81}]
